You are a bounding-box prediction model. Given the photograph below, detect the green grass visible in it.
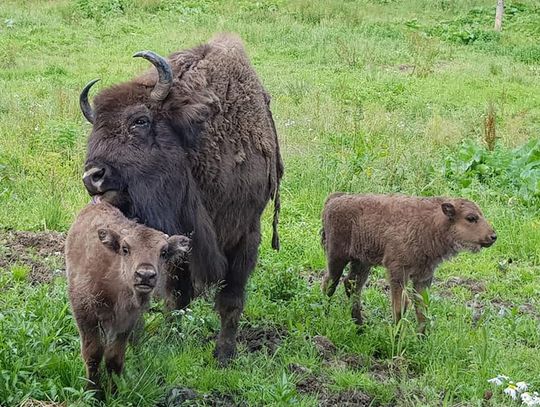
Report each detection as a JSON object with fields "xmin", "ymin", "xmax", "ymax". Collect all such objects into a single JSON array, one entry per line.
[{"xmin": 1, "ymin": 0, "xmax": 539, "ymax": 405}]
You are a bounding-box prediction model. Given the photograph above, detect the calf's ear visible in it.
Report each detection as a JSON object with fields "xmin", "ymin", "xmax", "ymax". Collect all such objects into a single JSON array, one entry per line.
[
  {"xmin": 441, "ymin": 202, "xmax": 456, "ymax": 220},
  {"xmin": 97, "ymin": 228, "xmax": 121, "ymax": 253},
  {"xmin": 167, "ymin": 235, "xmax": 191, "ymax": 256}
]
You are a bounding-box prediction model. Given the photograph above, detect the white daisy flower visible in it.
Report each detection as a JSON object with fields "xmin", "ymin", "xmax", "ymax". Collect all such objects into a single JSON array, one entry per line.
[
  {"xmin": 517, "ymin": 382, "xmax": 529, "ymax": 392},
  {"xmin": 521, "ymin": 392, "xmax": 540, "ymax": 407},
  {"xmin": 488, "ymin": 375, "xmax": 509, "ymax": 386},
  {"xmin": 504, "ymin": 383, "xmax": 518, "ymax": 400}
]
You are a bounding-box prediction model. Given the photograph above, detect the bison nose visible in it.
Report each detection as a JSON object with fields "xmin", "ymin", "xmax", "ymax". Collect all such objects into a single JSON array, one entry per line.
[
  {"xmin": 490, "ymin": 233, "xmax": 497, "ymax": 242},
  {"xmin": 135, "ymin": 268, "xmax": 157, "ymax": 285},
  {"xmin": 82, "ymin": 166, "xmax": 106, "ymax": 193}
]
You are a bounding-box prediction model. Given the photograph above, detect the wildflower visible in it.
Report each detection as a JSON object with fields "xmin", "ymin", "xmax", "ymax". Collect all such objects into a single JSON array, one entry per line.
[
  {"xmin": 284, "ymin": 119, "xmax": 295, "ymax": 127},
  {"xmin": 488, "ymin": 375, "xmax": 509, "ymax": 386},
  {"xmin": 504, "ymin": 383, "xmax": 518, "ymax": 400},
  {"xmin": 5, "ymin": 18, "xmax": 14, "ymax": 28},
  {"xmin": 521, "ymin": 392, "xmax": 540, "ymax": 407},
  {"xmin": 517, "ymin": 382, "xmax": 529, "ymax": 392}
]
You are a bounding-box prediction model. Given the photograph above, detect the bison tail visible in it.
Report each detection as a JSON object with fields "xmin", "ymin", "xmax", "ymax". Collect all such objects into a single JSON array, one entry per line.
[{"xmin": 271, "ymin": 187, "xmax": 281, "ymax": 251}]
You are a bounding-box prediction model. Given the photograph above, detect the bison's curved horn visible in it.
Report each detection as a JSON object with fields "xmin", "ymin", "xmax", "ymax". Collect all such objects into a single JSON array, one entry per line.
[
  {"xmin": 79, "ymin": 79, "xmax": 100, "ymax": 124},
  {"xmin": 133, "ymin": 51, "xmax": 173, "ymax": 102}
]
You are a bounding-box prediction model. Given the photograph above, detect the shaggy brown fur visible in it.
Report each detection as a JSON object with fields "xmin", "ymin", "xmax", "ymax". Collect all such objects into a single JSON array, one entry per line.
[
  {"xmin": 66, "ymin": 203, "xmax": 190, "ymax": 396},
  {"xmin": 321, "ymin": 193, "xmax": 496, "ymax": 333},
  {"xmin": 80, "ymin": 33, "xmax": 283, "ymax": 364}
]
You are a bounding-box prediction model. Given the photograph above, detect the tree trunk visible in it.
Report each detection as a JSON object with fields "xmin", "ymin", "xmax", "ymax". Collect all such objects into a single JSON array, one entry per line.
[{"xmin": 494, "ymin": 0, "xmax": 504, "ymax": 32}]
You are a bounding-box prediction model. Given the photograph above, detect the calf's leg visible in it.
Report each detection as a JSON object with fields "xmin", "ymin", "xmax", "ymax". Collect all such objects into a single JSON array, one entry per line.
[
  {"xmin": 104, "ymin": 331, "xmax": 130, "ymax": 394},
  {"xmin": 388, "ymin": 272, "xmax": 411, "ymax": 323},
  {"xmin": 343, "ymin": 261, "xmax": 370, "ymax": 326},
  {"xmin": 322, "ymin": 257, "xmax": 348, "ymax": 296},
  {"xmin": 105, "ymin": 332, "xmax": 129, "ymax": 376},
  {"xmin": 79, "ymin": 324, "xmax": 104, "ymax": 396},
  {"xmin": 214, "ymin": 227, "xmax": 260, "ymax": 366},
  {"xmin": 412, "ymin": 276, "xmax": 433, "ymax": 334}
]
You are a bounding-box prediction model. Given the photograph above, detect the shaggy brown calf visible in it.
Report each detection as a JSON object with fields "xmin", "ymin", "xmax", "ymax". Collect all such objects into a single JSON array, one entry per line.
[
  {"xmin": 321, "ymin": 193, "xmax": 496, "ymax": 333},
  {"xmin": 65, "ymin": 202, "xmax": 190, "ymax": 395}
]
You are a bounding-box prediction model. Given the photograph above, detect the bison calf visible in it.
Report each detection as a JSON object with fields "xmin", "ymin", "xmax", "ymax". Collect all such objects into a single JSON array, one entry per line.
[
  {"xmin": 66, "ymin": 202, "xmax": 190, "ymax": 395},
  {"xmin": 321, "ymin": 193, "xmax": 496, "ymax": 333}
]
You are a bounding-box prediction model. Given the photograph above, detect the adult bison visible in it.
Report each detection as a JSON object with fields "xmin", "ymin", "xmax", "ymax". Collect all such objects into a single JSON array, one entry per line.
[{"xmin": 79, "ymin": 34, "xmax": 283, "ymax": 364}]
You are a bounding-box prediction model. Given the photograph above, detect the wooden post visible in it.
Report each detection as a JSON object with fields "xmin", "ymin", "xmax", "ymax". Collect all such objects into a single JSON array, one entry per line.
[{"xmin": 495, "ymin": 0, "xmax": 504, "ymax": 32}]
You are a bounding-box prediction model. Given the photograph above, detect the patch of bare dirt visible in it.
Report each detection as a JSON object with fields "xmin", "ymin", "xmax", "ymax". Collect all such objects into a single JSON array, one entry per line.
[
  {"xmin": 438, "ymin": 276, "xmax": 486, "ymax": 296},
  {"xmin": 468, "ymin": 297, "xmax": 539, "ymax": 326},
  {"xmin": 236, "ymin": 325, "xmax": 286, "ymax": 354},
  {"xmin": 19, "ymin": 401, "xmax": 66, "ymax": 407},
  {"xmin": 0, "ymin": 231, "xmax": 65, "ymax": 284},
  {"xmin": 289, "ymin": 363, "xmax": 374, "ymax": 406},
  {"xmin": 156, "ymin": 387, "xmax": 245, "ymax": 407},
  {"xmin": 312, "ymin": 335, "xmax": 337, "ymax": 360},
  {"xmin": 321, "ymin": 389, "xmax": 372, "ymax": 406}
]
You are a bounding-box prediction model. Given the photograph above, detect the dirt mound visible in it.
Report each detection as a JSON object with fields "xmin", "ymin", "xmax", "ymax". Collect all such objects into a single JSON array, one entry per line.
[
  {"xmin": 0, "ymin": 231, "xmax": 65, "ymax": 284},
  {"xmin": 237, "ymin": 325, "xmax": 286, "ymax": 354},
  {"xmin": 321, "ymin": 389, "xmax": 372, "ymax": 406}
]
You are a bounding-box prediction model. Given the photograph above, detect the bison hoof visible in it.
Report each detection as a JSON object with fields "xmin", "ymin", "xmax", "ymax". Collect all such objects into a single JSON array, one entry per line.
[{"xmin": 213, "ymin": 342, "xmax": 237, "ymax": 366}]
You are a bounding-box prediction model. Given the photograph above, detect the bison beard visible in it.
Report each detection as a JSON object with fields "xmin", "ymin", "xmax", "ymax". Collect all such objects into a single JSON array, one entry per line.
[{"xmin": 80, "ymin": 34, "xmax": 283, "ymax": 365}]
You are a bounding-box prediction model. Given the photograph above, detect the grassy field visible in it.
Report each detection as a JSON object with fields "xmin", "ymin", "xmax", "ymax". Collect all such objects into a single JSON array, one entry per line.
[{"xmin": 1, "ymin": 0, "xmax": 540, "ymax": 405}]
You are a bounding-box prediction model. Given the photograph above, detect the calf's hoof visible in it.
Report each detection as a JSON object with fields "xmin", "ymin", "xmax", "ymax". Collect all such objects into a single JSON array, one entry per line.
[
  {"xmin": 416, "ymin": 322, "xmax": 428, "ymax": 337},
  {"xmin": 321, "ymin": 275, "xmax": 338, "ymax": 297},
  {"xmin": 213, "ymin": 342, "xmax": 237, "ymax": 367},
  {"xmin": 343, "ymin": 277, "xmax": 354, "ymax": 298},
  {"xmin": 351, "ymin": 304, "xmax": 364, "ymax": 327}
]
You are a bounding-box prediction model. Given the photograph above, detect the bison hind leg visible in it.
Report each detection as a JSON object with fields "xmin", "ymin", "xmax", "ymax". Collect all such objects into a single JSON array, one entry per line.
[
  {"xmin": 214, "ymin": 227, "xmax": 261, "ymax": 366},
  {"xmin": 344, "ymin": 261, "xmax": 371, "ymax": 326}
]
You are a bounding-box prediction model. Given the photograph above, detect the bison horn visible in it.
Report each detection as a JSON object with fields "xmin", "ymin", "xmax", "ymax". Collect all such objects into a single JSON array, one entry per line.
[
  {"xmin": 79, "ymin": 79, "xmax": 100, "ymax": 124},
  {"xmin": 133, "ymin": 51, "xmax": 173, "ymax": 102}
]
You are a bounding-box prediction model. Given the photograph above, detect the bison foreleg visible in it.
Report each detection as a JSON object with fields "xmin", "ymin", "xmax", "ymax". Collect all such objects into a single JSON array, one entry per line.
[
  {"xmin": 165, "ymin": 262, "xmax": 193, "ymax": 311},
  {"xmin": 214, "ymin": 230, "xmax": 260, "ymax": 365}
]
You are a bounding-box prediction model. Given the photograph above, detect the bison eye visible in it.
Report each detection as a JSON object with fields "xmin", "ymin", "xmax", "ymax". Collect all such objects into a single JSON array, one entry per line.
[
  {"xmin": 121, "ymin": 245, "xmax": 130, "ymax": 255},
  {"xmin": 132, "ymin": 117, "xmax": 150, "ymax": 129},
  {"xmin": 466, "ymin": 215, "xmax": 478, "ymax": 223}
]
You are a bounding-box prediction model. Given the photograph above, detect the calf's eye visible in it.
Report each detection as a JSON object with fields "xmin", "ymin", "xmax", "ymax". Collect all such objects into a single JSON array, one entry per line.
[
  {"xmin": 466, "ymin": 215, "xmax": 478, "ymax": 223},
  {"xmin": 160, "ymin": 248, "xmax": 168, "ymax": 257},
  {"xmin": 121, "ymin": 246, "xmax": 130, "ymax": 255}
]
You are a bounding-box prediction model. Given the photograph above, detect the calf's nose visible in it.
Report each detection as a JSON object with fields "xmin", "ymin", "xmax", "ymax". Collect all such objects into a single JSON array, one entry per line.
[
  {"xmin": 82, "ymin": 166, "xmax": 106, "ymax": 193},
  {"xmin": 135, "ymin": 267, "xmax": 157, "ymax": 283},
  {"xmin": 490, "ymin": 233, "xmax": 497, "ymax": 242}
]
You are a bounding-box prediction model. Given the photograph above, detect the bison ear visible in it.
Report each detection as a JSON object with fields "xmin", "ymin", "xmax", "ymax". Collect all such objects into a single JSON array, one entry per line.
[
  {"xmin": 441, "ymin": 202, "xmax": 456, "ymax": 220},
  {"xmin": 167, "ymin": 235, "xmax": 191, "ymax": 257},
  {"xmin": 97, "ymin": 228, "xmax": 121, "ymax": 253}
]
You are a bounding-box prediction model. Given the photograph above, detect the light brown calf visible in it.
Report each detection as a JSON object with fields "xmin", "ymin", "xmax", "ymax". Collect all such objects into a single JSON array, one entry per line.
[
  {"xmin": 321, "ymin": 193, "xmax": 496, "ymax": 333},
  {"xmin": 66, "ymin": 202, "xmax": 190, "ymax": 395}
]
